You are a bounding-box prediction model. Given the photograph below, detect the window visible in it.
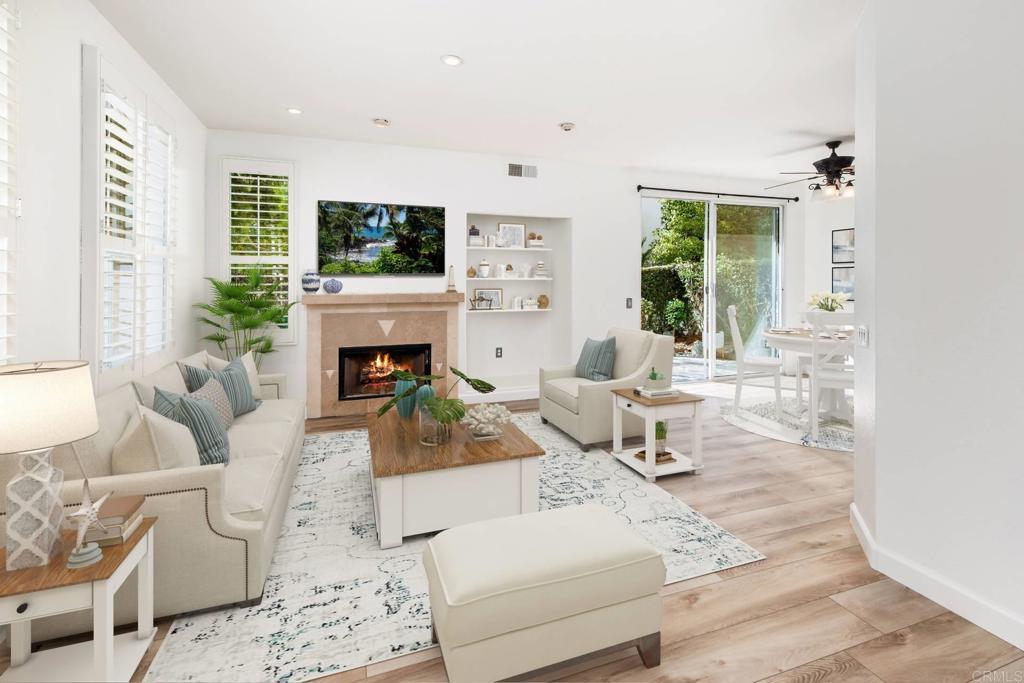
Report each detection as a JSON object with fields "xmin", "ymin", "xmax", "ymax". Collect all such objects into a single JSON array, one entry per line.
[
  {"xmin": 223, "ymin": 159, "xmax": 295, "ymax": 338},
  {"xmin": 82, "ymin": 47, "xmax": 176, "ymax": 381},
  {"xmin": 0, "ymin": 5, "xmax": 16, "ymax": 364}
]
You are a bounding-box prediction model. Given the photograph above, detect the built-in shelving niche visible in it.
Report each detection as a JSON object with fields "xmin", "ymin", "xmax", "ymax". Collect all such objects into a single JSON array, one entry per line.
[{"xmin": 463, "ymin": 213, "xmax": 572, "ymax": 402}]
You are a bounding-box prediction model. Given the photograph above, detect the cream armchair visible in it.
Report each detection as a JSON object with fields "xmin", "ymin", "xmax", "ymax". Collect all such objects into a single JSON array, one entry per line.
[{"xmin": 540, "ymin": 327, "xmax": 674, "ymax": 449}]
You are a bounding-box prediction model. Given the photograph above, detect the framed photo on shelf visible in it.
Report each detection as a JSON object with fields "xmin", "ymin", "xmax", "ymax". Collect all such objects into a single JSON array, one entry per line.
[
  {"xmin": 496, "ymin": 223, "xmax": 526, "ymax": 248},
  {"xmin": 471, "ymin": 288, "xmax": 503, "ymax": 310},
  {"xmin": 832, "ymin": 228, "xmax": 855, "ymax": 264},
  {"xmin": 832, "ymin": 266, "xmax": 855, "ymax": 300}
]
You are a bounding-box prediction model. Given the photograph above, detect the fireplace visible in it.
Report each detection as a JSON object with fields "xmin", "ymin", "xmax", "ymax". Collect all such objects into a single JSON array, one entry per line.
[{"xmin": 338, "ymin": 344, "xmax": 431, "ymax": 401}]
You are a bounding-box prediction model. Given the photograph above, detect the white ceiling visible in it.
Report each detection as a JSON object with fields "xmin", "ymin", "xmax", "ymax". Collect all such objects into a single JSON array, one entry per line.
[{"xmin": 91, "ymin": 0, "xmax": 863, "ymax": 180}]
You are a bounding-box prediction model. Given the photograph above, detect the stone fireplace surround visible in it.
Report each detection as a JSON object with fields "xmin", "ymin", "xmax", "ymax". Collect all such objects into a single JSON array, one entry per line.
[{"xmin": 304, "ymin": 292, "xmax": 463, "ymax": 418}]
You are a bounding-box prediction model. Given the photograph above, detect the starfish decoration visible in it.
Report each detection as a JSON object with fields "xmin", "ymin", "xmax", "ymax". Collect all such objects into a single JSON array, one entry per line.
[{"xmin": 67, "ymin": 480, "xmax": 112, "ymax": 551}]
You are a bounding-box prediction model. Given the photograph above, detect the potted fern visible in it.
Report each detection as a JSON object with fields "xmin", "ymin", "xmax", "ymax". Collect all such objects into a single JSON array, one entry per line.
[
  {"xmin": 377, "ymin": 368, "xmax": 496, "ymax": 446},
  {"xmin": 195, "ymin": 266, "xmax": 297, "ymax": 370}
]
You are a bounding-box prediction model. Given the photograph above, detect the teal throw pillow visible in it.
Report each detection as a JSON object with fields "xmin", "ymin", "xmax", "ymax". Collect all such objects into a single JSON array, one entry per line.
[
  {"xmin": 575, "ymin": 337, "xmax": 616, "ymax": 382},
  {"xmin": 181, "ymin": 357, "xmax": 259, "ymax": 417},
  {"xmin": 153, "ymin": 387, "xmax": 230, "ymax": 466}
]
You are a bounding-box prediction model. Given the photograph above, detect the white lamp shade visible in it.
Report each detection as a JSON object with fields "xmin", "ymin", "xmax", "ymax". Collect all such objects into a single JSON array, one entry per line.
[{"xmin": 0, "ymin": 361, "xmax": 99, "ymax": 453}]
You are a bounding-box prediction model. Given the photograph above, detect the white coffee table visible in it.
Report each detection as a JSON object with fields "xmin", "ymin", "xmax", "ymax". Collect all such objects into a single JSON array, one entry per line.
[
  {"xmin": 367, "ymin": 411, "xmax": 544, "ymax": 548},
  {"xmin": 611, "ymin": 389, "xmax": 705, "ymax": 482}
]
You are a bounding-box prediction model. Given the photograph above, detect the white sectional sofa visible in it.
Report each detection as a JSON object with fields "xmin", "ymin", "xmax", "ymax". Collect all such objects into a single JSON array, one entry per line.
[{"xmin": 0, "ymin": 351, "xmax": 304, "ymax": 640}]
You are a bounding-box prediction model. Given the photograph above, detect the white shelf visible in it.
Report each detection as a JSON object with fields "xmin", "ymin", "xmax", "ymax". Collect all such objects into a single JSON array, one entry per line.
[
  {"xmin": 468, "ymin": 308, "xmax": 553, "ymax": 314},
  {"xmin": 467, "ymin": 246, "xmax": 551, "ymax": 253},
  {"xmin": 467, "ymin": 277, "xmax": 553, "ymax": 282}
]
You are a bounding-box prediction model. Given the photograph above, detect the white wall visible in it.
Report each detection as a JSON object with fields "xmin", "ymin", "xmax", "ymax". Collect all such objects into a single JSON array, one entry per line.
[
  {"xmin": 853, "ymin": 0, "xmax": 1024, "ymax": 648},
  {"xmin": 17, "ymin": 0, "xmax": 206, "ymax": 367},
  {"xmin": 802, "ymin": 194, "xmax": 855, "ymax": 312},
  {"xmin": 204, "ymin": 130, "xmax": 796, "ymax": 399}
]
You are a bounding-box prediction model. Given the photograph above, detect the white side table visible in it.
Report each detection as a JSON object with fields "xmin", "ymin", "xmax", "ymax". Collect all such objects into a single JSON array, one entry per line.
[
  {"xmin": 611, "ymin": 389, "xmax": 705, "ymax": 482},
  {"xmin": 1, "ymin": 518, "xmax": 157, "ymax": 683}
]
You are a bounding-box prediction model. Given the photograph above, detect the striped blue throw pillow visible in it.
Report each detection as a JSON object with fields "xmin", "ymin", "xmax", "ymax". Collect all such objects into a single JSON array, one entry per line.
[
  {"xmin": 575, "ymin": 336, "xmax": 616, "ymax": 381},
  {"xmin": 181, "ymin": 358, "xmax": 259, "ymax": 417},
  {"xmin": 153, "ymin": 387, "xmax": 230, "ymax": 466}
]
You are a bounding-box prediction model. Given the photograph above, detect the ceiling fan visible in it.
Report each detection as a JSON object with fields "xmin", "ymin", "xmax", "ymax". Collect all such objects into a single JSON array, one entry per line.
[{"xmin": 766, "ymin": 140, "xmax": 855, "ymax": 197}]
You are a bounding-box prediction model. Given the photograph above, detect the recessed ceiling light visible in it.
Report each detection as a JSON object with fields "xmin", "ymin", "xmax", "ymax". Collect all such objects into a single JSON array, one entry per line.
[
  {"xmin": 287, "ymin": 107, "xmax": 303, "ymax": 115},
  {"xmin": 440, "ymin": 54, "xmax": 463, "ymax": 67},
  {"xmin": 559, "ymin": 122, "xmax": 576, "ymax": 132},
  {"xmin": 373, "ymin": 117, "xmax": 391, "ymax": 128}
]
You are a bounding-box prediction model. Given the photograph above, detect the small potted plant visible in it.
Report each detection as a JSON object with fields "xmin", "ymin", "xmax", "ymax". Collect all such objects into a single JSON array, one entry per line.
[
  {"xmin": 644, "ymin": 366, "xmax": 671, "ymax": 391},
  {"xmin": 655, "ymin": 421, "xmax": 668, "ymax": 455},
  {"xmin": 377, "ymin": 368, "xmax": 496, "ymax": 446}
]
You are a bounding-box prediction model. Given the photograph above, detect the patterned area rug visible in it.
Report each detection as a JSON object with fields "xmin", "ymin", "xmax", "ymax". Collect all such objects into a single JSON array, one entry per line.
[
  {"xmin": 722, "ymin": 397, "xmax": 854, "ymax": 452},
  {"xmin": 144, "ymin": 413, "xmax": 763, "ymax": 683}
]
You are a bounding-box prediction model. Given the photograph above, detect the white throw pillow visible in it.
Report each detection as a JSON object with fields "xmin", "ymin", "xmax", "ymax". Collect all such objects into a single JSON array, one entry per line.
[
  {"xmin": 208, "ymin": 351, "xmax": 260, "ymax": 401},
  {"xmin": 110, "ymin": 407, "xmax": 201, "ymax": 474}
]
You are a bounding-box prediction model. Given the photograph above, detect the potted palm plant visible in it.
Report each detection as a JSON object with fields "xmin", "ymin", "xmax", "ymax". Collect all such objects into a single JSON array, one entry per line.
[
  {"xmin": 195, "ymin": 266, "xmax": 297, "ymax": 369},
  {"xmin": 377, "ymin": 368, "xmax": 496, "ymax": 446}
]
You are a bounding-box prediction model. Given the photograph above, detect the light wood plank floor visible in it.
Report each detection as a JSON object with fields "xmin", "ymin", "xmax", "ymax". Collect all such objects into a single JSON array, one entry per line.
[{"xmin": 6, "ymin": 392, "xmax": 1014, "ymax": 683}]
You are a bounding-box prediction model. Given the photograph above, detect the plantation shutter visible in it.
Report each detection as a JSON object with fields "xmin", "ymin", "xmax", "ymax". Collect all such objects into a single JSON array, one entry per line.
[
  {"xmin": 94, "ymin": 60, "xmax": 176, "ymax": 372},
  {"xmin": 226, "ymin": 165, "xmax": 293, "ymax": 332},
  {"xmin": 0, "ymin": 5, "xmax": 16, "ymax": 364}
]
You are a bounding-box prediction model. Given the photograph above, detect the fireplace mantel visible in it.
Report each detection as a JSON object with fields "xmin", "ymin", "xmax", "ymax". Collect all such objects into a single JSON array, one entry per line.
[
  {"xmin": 305, "ymin": 291, "xmax": 462, "ymax": 418},
  {"xmin": 303, "ymin": 292, "xmax": 464, "ymax": 306}
]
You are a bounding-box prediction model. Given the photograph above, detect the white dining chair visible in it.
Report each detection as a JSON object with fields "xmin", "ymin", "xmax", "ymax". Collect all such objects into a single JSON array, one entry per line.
[
  {"xmin": 727, "ymin": 305, "xmax": 782, "ymax": 419},
  {"xmin": 806, "ymin": 310, "xmax": 855, "ymax": 441}
]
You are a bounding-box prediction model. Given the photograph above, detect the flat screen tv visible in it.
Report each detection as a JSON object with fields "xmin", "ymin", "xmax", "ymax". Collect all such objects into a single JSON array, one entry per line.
[{"xmin": 317, "ymin": 201, "xmax": 445, "ymax": 275}]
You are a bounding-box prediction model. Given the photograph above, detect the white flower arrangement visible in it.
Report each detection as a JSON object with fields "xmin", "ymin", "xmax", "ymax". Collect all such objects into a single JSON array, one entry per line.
[
  {"xmin": 808, "ymin": 292, "xmax": 850, "ymax": 312},
  {"xmin": 462, "ymin": 402, "xmax": 513, "ymax": 438}
]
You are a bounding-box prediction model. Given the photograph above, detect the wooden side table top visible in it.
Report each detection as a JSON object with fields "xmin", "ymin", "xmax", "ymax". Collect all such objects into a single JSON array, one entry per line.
[
  {"xmin": 611, "ymin": 388, "xmax": 705, "ymax": 407},
  {"xmin": 368, "ymin": 411, "xmax": 544, "ymax": 478},
  {"xmin": 0, "ymin": 517, "xmax": 157, "ymax": 598}
]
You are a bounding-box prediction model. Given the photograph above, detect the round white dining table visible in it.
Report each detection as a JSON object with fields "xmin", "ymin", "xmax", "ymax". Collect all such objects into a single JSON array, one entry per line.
[{"xmin": 763, "ymin": 329, "xmax": 853, "ymax": 420}]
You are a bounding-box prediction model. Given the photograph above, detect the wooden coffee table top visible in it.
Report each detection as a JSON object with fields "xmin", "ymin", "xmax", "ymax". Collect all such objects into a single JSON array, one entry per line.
[
  {"xmin": 612, "ymin": 388, "xmax": 705, "ymax": 407},
  {"xmin": 0, "ymin": 517, "xmax": 156, "ymax": 598},
  {"xmin": 368, "ymin": 410, "xmax": 544, "ymax": 478}
]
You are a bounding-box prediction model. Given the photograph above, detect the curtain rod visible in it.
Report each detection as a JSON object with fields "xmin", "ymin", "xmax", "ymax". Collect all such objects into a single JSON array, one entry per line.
[{"xmin": 636, "ymin": 184, "xmax": 799, "ymax": 203}]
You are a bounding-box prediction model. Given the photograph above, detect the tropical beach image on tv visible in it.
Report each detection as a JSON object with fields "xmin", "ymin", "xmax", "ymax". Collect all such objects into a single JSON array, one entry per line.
[{"xmin": 317, "ymin": 201, "xmax": 445, "ymax": 275}]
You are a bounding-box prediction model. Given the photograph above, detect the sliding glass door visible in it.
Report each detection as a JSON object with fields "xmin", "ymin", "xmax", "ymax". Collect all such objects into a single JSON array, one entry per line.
[
  {"xmin": 709, "ymin": 203, "xmax": 780, "ymax": 378},
  {"xmin": 640, "ymin": 196, "xmax": 781, "ymax": 383}
]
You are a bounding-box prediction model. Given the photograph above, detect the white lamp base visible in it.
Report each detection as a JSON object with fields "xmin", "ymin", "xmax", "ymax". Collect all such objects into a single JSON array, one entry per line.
[{"xmin": 5, "ymin": 448, "xmax": 64, "ymax": 570}]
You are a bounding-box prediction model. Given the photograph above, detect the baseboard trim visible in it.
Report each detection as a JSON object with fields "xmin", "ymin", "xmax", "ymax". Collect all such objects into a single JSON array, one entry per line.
[{"xmin": 850, "ymin": 503, "xmax": 1024, "ymax": 648}]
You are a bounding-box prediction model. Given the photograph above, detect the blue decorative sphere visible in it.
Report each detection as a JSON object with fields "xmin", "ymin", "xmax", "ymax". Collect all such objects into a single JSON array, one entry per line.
[{"xmin": 323, "ymin": 278, "xmax": 343, "ymax": 294}]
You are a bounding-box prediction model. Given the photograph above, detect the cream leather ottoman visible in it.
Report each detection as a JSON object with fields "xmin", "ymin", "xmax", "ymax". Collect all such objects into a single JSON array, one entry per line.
[{"xmin": 423, "ymin": 505, "xmax": 666, "ymax": 682}]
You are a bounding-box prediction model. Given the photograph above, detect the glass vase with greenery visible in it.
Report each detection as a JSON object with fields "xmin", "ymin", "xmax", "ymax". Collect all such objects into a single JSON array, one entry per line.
[
  {"xmin": 195, "ymin": 265, "xmax": 297, "ymax": 370},
  {"xmin": 377, "ymin": 368, "xmax": 496, "ymax": 446}
]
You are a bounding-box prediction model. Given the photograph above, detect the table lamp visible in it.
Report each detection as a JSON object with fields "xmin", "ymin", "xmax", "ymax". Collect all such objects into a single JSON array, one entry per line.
[{"xmin": 0, "ymin": 361, "xmax": 99, "ymax": 570}]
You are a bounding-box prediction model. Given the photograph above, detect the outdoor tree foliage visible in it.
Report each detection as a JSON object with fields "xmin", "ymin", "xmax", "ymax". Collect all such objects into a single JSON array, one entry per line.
[{"xmin": 641, "ymin": 199, "xmax": 776, "ymax": 354}]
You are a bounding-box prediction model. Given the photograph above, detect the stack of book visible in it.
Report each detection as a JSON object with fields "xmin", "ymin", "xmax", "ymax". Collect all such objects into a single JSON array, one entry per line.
[
  {"xmin": 633, "ymin": 386, "xmax": 681, "ymax": 399},
  {"xmin": 85, "ymin": 494, "xmax": 145, "ymax": 546}
]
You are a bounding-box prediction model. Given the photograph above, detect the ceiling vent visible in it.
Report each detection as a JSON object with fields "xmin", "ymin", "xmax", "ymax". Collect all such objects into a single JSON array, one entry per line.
[{"xmin": 508, "ymin": 163, "xmax": 538, "ymax": 178}]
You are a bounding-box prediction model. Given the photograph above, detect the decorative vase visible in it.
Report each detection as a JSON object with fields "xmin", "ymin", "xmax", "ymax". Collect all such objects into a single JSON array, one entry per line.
[
  {"xmin": 418, "ymin": 405, "xmax": 452, "ymax": 447},
  {"xmin": 415, "ymin": 383, "xmax": 436, "ymax": 407},
  {"xmin": 394, "ymin": 379, "xmax": 417, "ymax": 418},
  {"xmin": 323, "ymin": 278, "xmax": 343, "ymax": 294},
  {"xmin": 6, "ymin": 449, "xmax": 64, "ymax": 570},
  {"xmin": 478, "ymin": 260, "xmax": 491, "ymax": 278},
  {"xmin": 537, "ymin": 294, "xmax": 550, "ymax": 309},
  {"xmin": 655, "ymin": 438, "xmax": 667, "ymax": 455},
  {"xmin": 301, "ymin": 270, "xmax": 321, "ymax": 293}
]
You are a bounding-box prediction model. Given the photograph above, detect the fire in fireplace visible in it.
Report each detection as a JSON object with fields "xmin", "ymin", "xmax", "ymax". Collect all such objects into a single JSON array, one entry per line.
[{"xmin": 338, "ymin": 344, "xmax": 431, "ymax": 400}]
